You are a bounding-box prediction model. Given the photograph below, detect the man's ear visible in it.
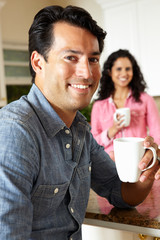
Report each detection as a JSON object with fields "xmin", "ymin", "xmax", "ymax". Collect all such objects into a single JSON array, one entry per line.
[{"xmin": 31, "ymin": 51, "xmax": 44, "ymax": 74}]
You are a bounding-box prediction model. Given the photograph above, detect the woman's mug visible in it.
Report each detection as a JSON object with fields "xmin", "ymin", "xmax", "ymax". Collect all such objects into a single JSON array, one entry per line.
[{"xmin": 113, "ymin": 107, "xmax": 130, "ymax": 127}]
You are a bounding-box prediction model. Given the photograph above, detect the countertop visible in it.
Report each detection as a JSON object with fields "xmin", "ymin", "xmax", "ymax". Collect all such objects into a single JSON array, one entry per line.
[{"xmin": 84, "ymin": 180, "xmax": 160, "ymax": 237}]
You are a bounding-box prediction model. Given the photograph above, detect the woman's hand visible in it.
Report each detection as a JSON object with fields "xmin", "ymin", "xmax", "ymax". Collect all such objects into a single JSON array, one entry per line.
[{"xmin": 108, "ymin": 113, "xmax": 125, "ymax": 139}]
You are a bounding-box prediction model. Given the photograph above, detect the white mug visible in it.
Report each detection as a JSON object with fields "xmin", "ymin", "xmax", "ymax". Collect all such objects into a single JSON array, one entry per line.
[
  {"xmin": 113, "ymin": 108, "xmax": 130, "ymax": 127},
  {"xmin": 113, "ymin": 137, "xmax": 157, "ymax": 183}
]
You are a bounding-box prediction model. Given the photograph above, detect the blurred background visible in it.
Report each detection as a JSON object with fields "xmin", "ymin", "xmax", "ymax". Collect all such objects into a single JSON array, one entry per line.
[{"xmin": 0, "ymin": 0, "xmax": 160, "ymax": 109}]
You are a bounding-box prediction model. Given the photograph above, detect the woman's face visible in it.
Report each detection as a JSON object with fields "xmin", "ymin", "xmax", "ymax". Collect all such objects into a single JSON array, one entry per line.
[{"xmin": 110, "ymin": 57, "xmax": 133, "ymax": 89}]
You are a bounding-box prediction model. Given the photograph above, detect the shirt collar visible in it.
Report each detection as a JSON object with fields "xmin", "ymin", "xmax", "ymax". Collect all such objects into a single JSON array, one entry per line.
[
  {"xmin": 109, "ymin": 90, "xmax": 132, "ymax": 103},
  {"xmin": 27, "ymin": 84, "xmax": 88, "ymax": 137}
]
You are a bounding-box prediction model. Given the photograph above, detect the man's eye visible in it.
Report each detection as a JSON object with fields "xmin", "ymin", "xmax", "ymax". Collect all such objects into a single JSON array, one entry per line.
[
  {"xmin": 65, "ymin": 56, "xmax": 77, "ymax": 61},
  {"xmin": 89, "ymin": 58, "xmax": 99, "ymax": 63}
]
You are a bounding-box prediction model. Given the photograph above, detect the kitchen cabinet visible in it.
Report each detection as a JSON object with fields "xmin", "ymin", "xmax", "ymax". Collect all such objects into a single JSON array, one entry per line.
[{"xmin": 95, "ymin": 0, "xmax": 160, "ymax": 96}]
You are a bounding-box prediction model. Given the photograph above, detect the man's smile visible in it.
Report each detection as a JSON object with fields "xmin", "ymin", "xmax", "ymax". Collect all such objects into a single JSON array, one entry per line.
[{"xmin": 70, "ymin": 84, "xmax": 90, "ymax": 89}]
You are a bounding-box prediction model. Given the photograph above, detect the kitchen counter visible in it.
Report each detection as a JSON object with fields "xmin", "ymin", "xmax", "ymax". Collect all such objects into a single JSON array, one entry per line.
[{"xmin": 84, "ymin": 180, "xmax": 160, "ymax": 237}]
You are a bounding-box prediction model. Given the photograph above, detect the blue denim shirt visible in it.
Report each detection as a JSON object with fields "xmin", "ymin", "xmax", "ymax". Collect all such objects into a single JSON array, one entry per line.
[{"xmin": 0, "ymin": 84, "xmax": 130, "ymax": 240}]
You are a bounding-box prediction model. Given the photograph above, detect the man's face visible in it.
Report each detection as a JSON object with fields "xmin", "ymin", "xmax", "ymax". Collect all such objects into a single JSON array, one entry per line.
[{"xmin": 34, "ymin": 22, "xmax": 101, "ymax": 116}]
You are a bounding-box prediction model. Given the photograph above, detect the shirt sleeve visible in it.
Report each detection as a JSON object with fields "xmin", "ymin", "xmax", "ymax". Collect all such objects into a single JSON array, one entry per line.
[
  {"xmin": 90, "ymin": 134, "xmax": 131, "ymax": 209},
  {"xmin": 145, "ymin": 94, "xmax": 160, "ymax": 145},
  {"xmin": 0, "ymin": 119, "xmax": 39, "ymax": 239},
  {"xmin": 91, "ymin": 101, "xmax": 113, "ymax": 148}
]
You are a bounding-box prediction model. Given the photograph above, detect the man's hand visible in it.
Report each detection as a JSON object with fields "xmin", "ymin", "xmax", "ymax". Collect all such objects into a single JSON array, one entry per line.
[
  {"xmin": 155, "ymin": 148, "xmax": 160, "ymax": 180},
  {"xmin": 138, "ymin": 136, "xmax": 159, "ymax": 182},
  {"xmin": 120, "ymin": 136, "xmax": 159, "ymax": 206}
]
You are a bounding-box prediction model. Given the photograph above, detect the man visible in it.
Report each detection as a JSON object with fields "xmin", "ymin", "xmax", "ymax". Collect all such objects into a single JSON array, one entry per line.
[{"xmin": 0, "ymin": 5, "xmax": 160, "ymax": 240}]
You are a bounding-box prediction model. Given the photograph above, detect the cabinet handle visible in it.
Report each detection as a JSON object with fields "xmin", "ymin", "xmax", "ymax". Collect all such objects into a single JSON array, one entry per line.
[{"xmin": 138, "ymin": 234, "xmax": 147, "ymax": 240}]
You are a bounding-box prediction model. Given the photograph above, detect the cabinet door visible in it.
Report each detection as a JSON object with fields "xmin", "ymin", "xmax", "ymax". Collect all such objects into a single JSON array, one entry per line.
[
  {"xmin": 103, "ymin": 2, "xmax": 138, "ymax": 58},
  {"xmin": 99, "ymin": 0, "xmax": 160, "ymax": 96},
  {"xmin": 82, "ymin": 225, "xmax": 135, "ymax": 240},
  {"xmin": 82, "ymin": 225, "xmax": 154, "ymax": 240},
  {"xmin": 137, "ymin": 0, "xmax": 160, "ymax": 96}
]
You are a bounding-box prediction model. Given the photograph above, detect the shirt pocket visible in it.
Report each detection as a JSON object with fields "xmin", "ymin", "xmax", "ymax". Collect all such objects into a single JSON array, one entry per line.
[
  {"xmin": 31, "ymin": 182, "xmax": 69, "ymax": 219},
  {"xmin": 76, "ymin": 163, "xmax": 92, "ymax": 209},
  {"xmin": 77, "ymin": 162, "xmax": 92, "ymax": 181},
  {"xmin": 131, "ymin": 109, "xmax": 146, "ymax": 127}
]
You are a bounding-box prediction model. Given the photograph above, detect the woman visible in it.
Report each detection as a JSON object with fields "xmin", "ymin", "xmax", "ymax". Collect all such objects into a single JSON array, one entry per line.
[{"xmin": 91, "ymin": 49, "xmax": 160, "ymax": 159}]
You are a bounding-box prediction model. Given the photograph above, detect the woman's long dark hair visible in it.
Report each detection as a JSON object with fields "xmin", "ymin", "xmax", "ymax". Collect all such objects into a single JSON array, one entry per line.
[{"xmin": 97, "ymin": 49, "xmax": 147, "ymax": 102}]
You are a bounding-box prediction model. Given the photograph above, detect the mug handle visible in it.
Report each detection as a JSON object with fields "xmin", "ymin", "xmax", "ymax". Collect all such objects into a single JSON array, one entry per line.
[
  {"xmin": 113, "ymin": 112, "xmax": 118, "ymax": 122},
  {"xmin": 142, "ymin": 146, "xmax": 157, "ymax": 171}
]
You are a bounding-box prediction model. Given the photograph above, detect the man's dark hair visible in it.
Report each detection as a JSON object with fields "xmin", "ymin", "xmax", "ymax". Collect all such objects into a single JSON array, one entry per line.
[
  {"xmin": 29, "ymin": 5, "xmax": 106, "ymax": 82},
  {"xmin": 97, "ymin": 49, "xmax": 147, "ymax": 102}
]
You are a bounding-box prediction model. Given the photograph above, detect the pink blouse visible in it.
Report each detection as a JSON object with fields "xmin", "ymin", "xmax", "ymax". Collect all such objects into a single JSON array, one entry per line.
[{"xmin": 91, "ymin": 92, "xmax": 160, "ymax": 155}]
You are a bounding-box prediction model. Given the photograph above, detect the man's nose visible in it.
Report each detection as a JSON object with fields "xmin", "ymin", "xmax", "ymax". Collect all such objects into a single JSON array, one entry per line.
[{"xmin": 76, "ymin": 60, "xmax": 92, "ymax": 79}]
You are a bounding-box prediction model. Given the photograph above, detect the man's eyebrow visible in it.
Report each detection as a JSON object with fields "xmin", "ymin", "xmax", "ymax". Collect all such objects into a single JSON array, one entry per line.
[
  {"xmin": 91, "ymin": 51, "xmax": 101, "ymax": 56},
  {"xmin": 63, "ymin": 49, "xmax": 101, "ymax": 55}
]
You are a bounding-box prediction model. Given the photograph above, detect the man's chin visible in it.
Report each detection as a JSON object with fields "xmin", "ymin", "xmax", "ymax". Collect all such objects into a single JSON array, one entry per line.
[{"xmin": 78, "ymin": 102, "xmax": 91, "ymax": 111}]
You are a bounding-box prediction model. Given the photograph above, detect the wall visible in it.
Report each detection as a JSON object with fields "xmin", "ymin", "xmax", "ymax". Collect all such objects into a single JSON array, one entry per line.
[
  {"xmin": 0, "ymin": 0, "xmax": 7, "ymax": 105},
  {"xmin": 1, "ymin": 0, "xmax": 63, "ymax": 45},
  {"xmin": 1, "ymin": 0, "xmax": 102, "ymax": 45}
]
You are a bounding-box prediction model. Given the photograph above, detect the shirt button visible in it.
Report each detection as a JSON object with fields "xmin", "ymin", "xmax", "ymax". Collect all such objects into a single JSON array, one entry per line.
[
  {"xmin": 89, "ymin": 166, "xmax": 91, "ymax": 172},
  {"xmin": 66, "ymin": 143, "xmax": 71, "ymax": 149},
  {"xmin": 65, "ymin": 129, "xmax": 70, "ymax": 134},
  {"xmin": 54, "ymin": 188, "xmax": 59, "ymax": 194},
  {"xmin": 71, "ymin": 207, "xmax": 74, "ymax": 213}
]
